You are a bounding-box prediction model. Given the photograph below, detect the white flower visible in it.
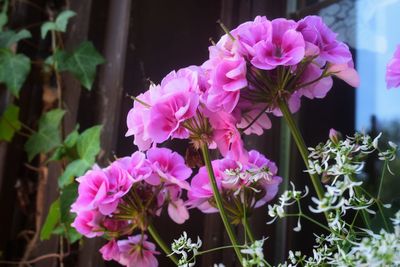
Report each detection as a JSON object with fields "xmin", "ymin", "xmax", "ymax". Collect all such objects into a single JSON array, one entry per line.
[
  {"xmin": 241, "ymin": 238, "xmax": 267, "ymax": 267},
  {"xmin": 171, "ymin": 232, "xmax": 202, "ymax": 267}
]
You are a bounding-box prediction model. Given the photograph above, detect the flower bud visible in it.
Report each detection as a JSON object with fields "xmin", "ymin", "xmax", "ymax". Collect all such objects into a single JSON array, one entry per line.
[{"xmin": 329, "ymin": 128, "xmax": 342, "ymax": 145}]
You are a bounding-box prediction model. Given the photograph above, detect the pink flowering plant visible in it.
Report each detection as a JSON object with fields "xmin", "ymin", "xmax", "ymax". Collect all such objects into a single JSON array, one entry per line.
[{"xmin": 69, "ymin": 15, "xmax": 400, "ymax": 267}]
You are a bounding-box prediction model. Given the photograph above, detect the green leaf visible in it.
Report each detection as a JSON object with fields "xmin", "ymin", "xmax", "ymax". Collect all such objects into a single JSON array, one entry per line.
[
  {"xmin": 0, "ymin": 29, "xmax": 31, "ymax": 48},
  {"xmin": 0, "ymin": 104, "xmax": 21, "ymax": 141},
  {"xmin": 48, "ymin": 125, "xmax": 79, "ymax": 161},
  {"xmin": 40, "ymin": 199, "xmax": 60, "ymax": 240},
  {"xmin": 0, "ymin": 0, "xmax": 8, "ymax": 31},
  {"xmin": 60, "ymin": 183, "xmax": 78, "ymax": 223},
  {"xmin": 0, "ymin": 48, "xmax": 31, "ymax": 96},
  {"xmin": 64, "ymin": 126, "xmax": 79, "ymax": 148},
  {"xmin": 41, "ymin": 10, "xmax": 76, "ymax": 39},
  {"xmin": 77, "ymin": 125, "xmax": 102, "ymax": 161},
  {"xmin": 55, "ymin": 10, "xmax": 76, "ymax": 33},
  {"xmin": 24, "ymin": 109, "xmax": 65, "ymax": 161},
  {"xmin": 66, "ymin": 227, "xmax": 81, "ymax": 244},
  {"xmin": 63, "ymin": 42, "xmax": 105, "ymax": 90},
  {"xmin": 58, "ymin": 159, "xmax": 90, "ymax": 188}
]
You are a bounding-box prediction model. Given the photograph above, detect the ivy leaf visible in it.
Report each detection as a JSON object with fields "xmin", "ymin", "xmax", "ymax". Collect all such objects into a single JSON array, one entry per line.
[
  {"xmin": 0, "ymin": 104, "xmax": 21, "ymax": 141},
  {"xmin": 77, "ymin": 125, "xmax": 102, "ymax": 161},
  {"xmin": 60, "ymin": 183, "xmax": 78, "ymax": 223},
  {"xmin": 41, "ymin": 10, "xmax": 76, "ymax": 39},
  {"xmin": 40, "ymin": 199, "xmax": 60, "ymax": 240},
  {"xmin": 0, "ymin": 29, "xmax": 31, "ymax": 48},
  {"xmin": 25, "ymin": 109, "xmax": 65, "ymax": 161},
  {"xmin": 58, "ymin": 159, "xmax": 90, "ymax": 188},
  {"xmin": 48, "ymin": 125, "xmax": 79, "ymax": 162},
  {"xmin": 0, "ymin": 48, "xmax": 31, "ymax": 97},
  {"xmin": 66, "ymin": 227, "xmax": 81, "ymax": 244},
  {"xmin": 63, "ymin": 42, "xmax": 105, "ymax": 90}
]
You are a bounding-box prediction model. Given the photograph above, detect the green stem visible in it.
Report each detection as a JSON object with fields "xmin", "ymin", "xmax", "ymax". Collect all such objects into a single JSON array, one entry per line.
[
  {"xmin": 377, "ymin": 160, "xmax": 388, "ymax": 200},
  {"xmin": 200, "ymin": 144, "xmax": 244, "ymax": 265},
  {"xmin": 353, "ymin": 186, "xmax": 372, "ymax": 230},
  {"xmin": 277, "ymin": 99, "xmax": 328, "ymax": 222},
  {"xmin": 148, "ymin": 224, "xmax": 179, "ymax": 266},
  {"xmin": 242, "ymin": 217, "xmax": 255, "ymax": 243}
]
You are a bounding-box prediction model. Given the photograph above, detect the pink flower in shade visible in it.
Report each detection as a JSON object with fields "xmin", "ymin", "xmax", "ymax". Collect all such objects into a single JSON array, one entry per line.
[
  {"xmin": 103, "ymin": 218, "xmax": 130, "ymax": 234},
  {"xmin": 206, "ymin": 56, "xmax": 248, "ymax": 113},
  {"xmin": 100, "ymin": 240, "xmax": 120, "ymax": 262},
  {"xmin": 118, "ymin": 235, "xmax": 159, "ymax": 267},
  {"xmin": 234, "ymin": 100, "xmax": 272, "ymax": 135},
  {"xmin": 233, "ymin": 16, "xmax": 273, "ymax": 58},
  {"xmin": 271, "ymin": 91, "xmax": 302, "ymax": 116},
  {"xmin": 327, "ymin": 60, "xmax": 360, "ymax": 87},
  {"xmin": 297, "ymin": 16, "xmax": 352, "ymax": 64},
  {"xmin": 116, "ymin": 151, "xmax": 152, "ymax": 181},
  {"xmin": 166, "ymin": 185, "xmax": 190, "ymax": 224},
  {"xmin": 251, "ymin": 18, "xmax": 305, "ymax": 70},
  {"xmin": 298, "ymin": 64, "xmax": 334, "ymax": 99},
  {"xmin": 246, "ymin": 150, "xmax": 282, "ymax": 208},
  {"xmin": 386, "ymin": 45, "xmax": 400, "ymax": 89},
  {"xmin": 126, "ymin": 91, "xmax": 153, "ymax": 151},
  {"xmin": 71, "ymin": 210, "xmax": 104, "ymax": 238},
  {"xmin": 208, "ymin": 110, "xmax": 248, "ymax": 162},
  {"xmin": 147, "ymin": 90, "xmax": 199, "ymax": 143},
  {"xmin": 188, "ymin": 160, "xmax": 223, "ymax": 213},
  {"xmin": 145, "ymin": 147, "xmax": 192, "ymax": 190}
]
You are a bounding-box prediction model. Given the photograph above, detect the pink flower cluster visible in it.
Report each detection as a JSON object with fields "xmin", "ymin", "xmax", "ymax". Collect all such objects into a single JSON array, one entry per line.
[
  {"xmin": 126, "ymin": 16, "xmax": 358, "ymax": 161},
  {"xmin": 188, "ymin": 150, "xmax": 282, "ymax": 215},
  {"xmin": 71, "ymin": 148, "xmax": 192, "ymax": 267},
  {"xmin": 386, "ymin": 45, "xmax": 400, "ymax": 89}
]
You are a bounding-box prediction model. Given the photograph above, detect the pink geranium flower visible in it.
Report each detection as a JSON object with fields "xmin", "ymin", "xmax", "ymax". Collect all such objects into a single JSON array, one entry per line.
[
  {"xmin": 208, "ymin": 110, "xmax": 248, "ymax": 162},
  {"xmin": 298, "ymin": 64, "xmax": 334, "ymax": 99},
  {"xmin": 327, "ymin": 60, "xmax": 360, "ymax": 87},
  {"xmin": 100, "ymin": 240, "xmax": 120, "ymax": 262},
  {"xmin": 297, "ymin": 15, "xmax": 352, "ymax": 65},
  {"xmin": 234, "ymin": 100, "xmax": 271, "ymax": 135},
  {"xmin": 206, "ymin": 56, "xmax": 248, "ymax": 112},
  {"xmin": 116, "ymin": 151, "xmax": 152, "ymax": 181},
  {"xmin": 147, "ymin": 90, "xmax": 199, "ymax": 142},
  {"xmin": 71, "ymin": 169, "xmax": 110, "ymax": 213},
  {"xmin": 246, "ymin": 150, "xmax": 283, "ymax": 207},
  {"xmin": 72, "ymin": 164, "xmax": 134, "ymax": 216},
  {"xmin": 234, "ymin": 15, "xmax": 272, "ymax": 58},
  {"xmin": 146, "ymin": 147, "xmax": 192, "ymax": 190},
  {"xmin": 118, "ymin": 235, "xmax": 159, "ymax": 267},
  {"xmin": 386, "ymin": 45, "xmax": 400, "ymax": 89},
  {"xmin": 251, "ymin": 18, "xmax": 305, "ymax": 70},
  {"xmin": 125, "ymin": 90, "xmax": 153, "ymax": 151},
  {"xmin": 188, "ymin": 159, "xmax": 223, "ymax": 213},
  {"xmin": 71, "ymin": 210, "xmax": 104, "ymax": 238}
]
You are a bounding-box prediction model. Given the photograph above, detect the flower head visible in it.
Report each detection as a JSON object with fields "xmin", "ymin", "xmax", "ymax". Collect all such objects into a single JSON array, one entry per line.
[{"xmin": 386, "ymin": 45, "xmax": 400, "ymax": 89}]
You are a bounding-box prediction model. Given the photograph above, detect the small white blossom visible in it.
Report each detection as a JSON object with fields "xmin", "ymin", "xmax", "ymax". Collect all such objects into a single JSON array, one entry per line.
[
  {"xmin": 170, "ymin": 232, "xmax": 202, "ymax": 267},
  {"xmin": 241, "ymin": 238, "xmax": 268, "ymax": 267}
]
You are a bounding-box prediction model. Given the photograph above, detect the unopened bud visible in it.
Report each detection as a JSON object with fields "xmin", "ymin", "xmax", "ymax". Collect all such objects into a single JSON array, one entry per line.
[{"xmin": 329, "ymin": 128, "xmax": 342, "ymax": 145}]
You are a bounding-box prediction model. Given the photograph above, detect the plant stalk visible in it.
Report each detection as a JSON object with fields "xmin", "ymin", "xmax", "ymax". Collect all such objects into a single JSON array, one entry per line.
[
  {"xmin": 277, "ymin": 99, "xmax": 329, "ymax": 222},
  {"xmin": 148, "ymin": 224, "xmax": 179, "ymax": 265},
  {"xmin": 242, "ymin": 217, "xmax": 255, "ymax": 243},
  {"xmin": 200, "ymin": 144, "xmax": 244, "ymax": 265}
]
